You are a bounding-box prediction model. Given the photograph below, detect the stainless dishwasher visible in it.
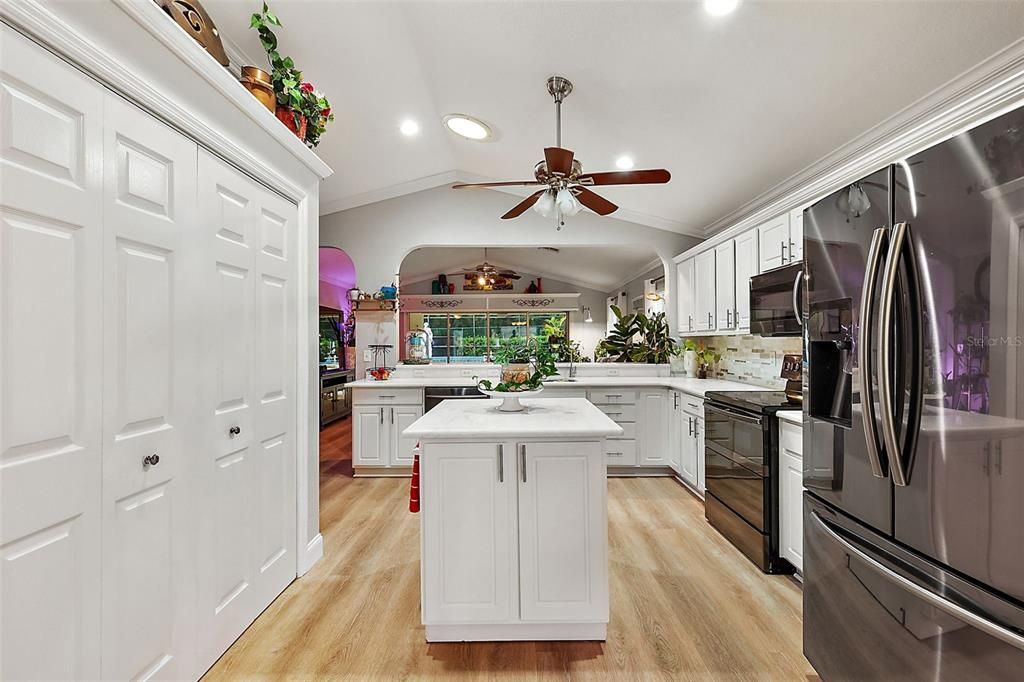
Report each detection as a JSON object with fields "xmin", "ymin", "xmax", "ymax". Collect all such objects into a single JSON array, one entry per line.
[{"xmin": 424, "ymin": 386, "xmax": 486, "ymax": 412}]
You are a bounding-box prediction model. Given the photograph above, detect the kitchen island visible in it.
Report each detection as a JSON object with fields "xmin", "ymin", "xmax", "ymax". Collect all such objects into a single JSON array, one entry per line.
[{"xmin": 403, "ymin": 397, "xmax": 622, "ymax": 642}]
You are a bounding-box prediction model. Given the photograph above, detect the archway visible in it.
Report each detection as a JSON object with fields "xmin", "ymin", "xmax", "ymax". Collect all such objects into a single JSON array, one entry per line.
[{"xmin": 318, "ymin": 246, "xmax": 357, "ymax": 476}]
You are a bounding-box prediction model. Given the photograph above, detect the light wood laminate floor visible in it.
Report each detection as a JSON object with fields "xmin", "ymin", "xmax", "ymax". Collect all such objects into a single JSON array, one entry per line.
[{"xmin": 206, "ymin": 433, "xmax": 815, "ymax": 681}]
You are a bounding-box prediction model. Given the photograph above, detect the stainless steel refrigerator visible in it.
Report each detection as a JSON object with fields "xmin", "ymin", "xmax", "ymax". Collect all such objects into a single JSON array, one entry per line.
[{"xmin": 802, "ymin": 105, "xmax": 1024, "ymax": 680}]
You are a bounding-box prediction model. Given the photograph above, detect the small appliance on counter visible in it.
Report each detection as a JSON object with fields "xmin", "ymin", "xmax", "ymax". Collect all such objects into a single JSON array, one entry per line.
[
  {"xmin": 702, "ymin": 390, "xmax": 801, "ymax": 574},
  {"xmin": 780, "ymin": 353, "xmax": 802, "ymax": 404}
]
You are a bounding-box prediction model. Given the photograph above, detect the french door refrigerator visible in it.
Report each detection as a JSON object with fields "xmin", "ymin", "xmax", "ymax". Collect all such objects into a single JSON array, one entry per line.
[{"xmin": 802, "ymin": 105, "xmax": 1024, "ymax": 680}]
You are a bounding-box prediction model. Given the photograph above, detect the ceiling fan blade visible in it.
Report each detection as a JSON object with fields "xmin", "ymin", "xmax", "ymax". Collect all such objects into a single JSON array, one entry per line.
[
  {"xmin": 501, "ymin": 190, "xmax": 545, "ymax": 220},
  {"xmin": 544, "ymin": 147, "xmax": 574, "ymax": 176},
  {"xmin": 574, "ymin": 187, "xmax": 618, "ymax": 216},
  {"xmin": 452, "ymin": 181, "xmax": 542, "ymax": 189},
  {"xmin": 577, "ymin": 169, "xmax": 671, "ymax": 186}
]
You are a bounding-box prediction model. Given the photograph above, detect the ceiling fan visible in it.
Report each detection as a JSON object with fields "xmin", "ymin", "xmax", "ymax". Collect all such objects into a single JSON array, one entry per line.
[
  {"xmin": 451, "ymin": 76, "xmax": 671, "ymax": 227},
  {"xmin": 450, "ymin": 248, "xmax": 522, "ymax": 288}
]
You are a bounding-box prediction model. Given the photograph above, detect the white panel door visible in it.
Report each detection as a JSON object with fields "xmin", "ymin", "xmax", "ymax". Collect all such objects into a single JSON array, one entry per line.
[
  {"xmin": 196, "ymin": 151, "xmax": 297, "ymax": 669},
  {"xmin": 676, "ymin": 258, "xmax": 695, "ymax": 334},
  {"xmin": 780, "ymin": 449, "xmax": 804, "ymax": 572},
  {"xmin": 679, "ymin": 414, "xmax": 698, "ymax": 486},
  {"xmin": 390, "ymin": 405, "xmax": 422, "ymax": 466},
  {"xmin": 693, "ymin": 250, "xmax": 716, "ymax": 332},
  {"xmin": 0, "ymin": 25, "xmax": 104, "ymax": 681},
  {"xmin": 421, "ymin": 441, "xmax": 515, "ymax": 623},
  {"xmin": 714, "ymin": 241, "xmax": 736, "ymax": 331},
  {"xmin": 757, "ymin": 215, "xmax": 791, "ymax": 271},
  {"xmin": 518, "ymin": 441, "xmax": 607, "ymax": 622},
  {"xmin": 638, "ymin": 390, "xmax": 668, "ymax": 466},
  {"xmin": 101, "ymin": 93, "xmax": 199, "ymax": 681},
  {"xmin": 788, "ymin": 207, "xmax": 804, "ymax": 262},
  {"xmin": 353, "ymin": 406, "xmax": 386, "ymax": 466},
  {"xmin": 734, "ymin": 230, "xmax": 759, "ymax": 331}
]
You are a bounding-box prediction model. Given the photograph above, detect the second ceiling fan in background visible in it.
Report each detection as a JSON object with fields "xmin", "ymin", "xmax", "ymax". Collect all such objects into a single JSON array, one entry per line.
[{"xmin": 452, "ymin": 76, "xmax": 671, "ymax": 227}]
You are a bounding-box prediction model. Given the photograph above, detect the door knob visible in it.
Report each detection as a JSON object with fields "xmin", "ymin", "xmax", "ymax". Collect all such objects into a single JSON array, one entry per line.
[
  {"xmin": 143, "ymin": 454, "xmax": 160, "ymax": 470},
  {"xmin": 229, "ymin": 426, "xmax": 241, "ymax": 437}
]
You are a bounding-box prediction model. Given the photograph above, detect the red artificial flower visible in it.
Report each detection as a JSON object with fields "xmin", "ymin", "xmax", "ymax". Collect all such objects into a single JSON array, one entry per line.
[
  {"xmin": 300, "ymin": 81, "xmax": 315, "ymax": 93},
  {"xmin": 321, "ymin": 107, "xmax": 331, "ymax": 117}
]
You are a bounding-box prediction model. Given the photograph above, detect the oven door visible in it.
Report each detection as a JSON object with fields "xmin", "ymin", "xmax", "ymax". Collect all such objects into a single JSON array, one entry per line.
[
  {"xmin": 704, "ymin": 403, "xmax": 766, "ymax": 475},
  {"xmin": 750, "ymin": 262, "xmax": 804, "ymax": 337},
  {"xmin": 705, "ymin": 447, "xmax": 764, "ymax": 531}
]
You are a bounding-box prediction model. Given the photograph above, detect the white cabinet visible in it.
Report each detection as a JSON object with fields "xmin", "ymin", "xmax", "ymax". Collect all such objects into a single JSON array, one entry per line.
[
  {"xmin": 421, "ymin": 441, "xmax": 516, "ymax": 624},
  {"xmin": 678, "ymin": 396, "xmax": 705, "ymax": 493},
  {"xmin": 734, "ymin": 230, "xmax": 759, "ymax": 331},
  {"xmin": 420, "ymin": 439, "xmax": 608, "ymax": 638},
  {"xmin": 668, "ymin": 391, "xmax": 683, "ymax": 474},
  {"xmin": 714, "ymin": 241, "xmax": 736, "ymax": 331},
  {"xmin": 788, "ymin": 207, "xmax": 804, "ymax": 262},
  {"xmin": 353, "ymin": 389, "xmax": 424, "ymax": 473},
  {"xmin": 693, "ymin": 249, "xmax": 717, "ymax": 332},
  {"xmin": 638, "ymin": 390, "xmax": 669, "ymax": 466},
  {"xmin": 779, "ymin": 419, "xmax": 804, "ymax": 572},
  {"xmin": 757, "ymin": 214, "xmax": 792, "ymax": 272},
  {"xmin": 518, "ymin": 441, "xmax": 608, "ymax": 622},
  {"xmin": 676, "ymin": 258, "xmax": 696, "ymax": 334}
]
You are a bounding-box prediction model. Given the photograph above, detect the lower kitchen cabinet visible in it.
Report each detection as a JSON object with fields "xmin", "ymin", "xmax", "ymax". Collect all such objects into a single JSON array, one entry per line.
[
  {"xmin": 420, "ymin": 439, "xmax": 608, "ymax": 635},
  {"xmin": 352, "ymin": 392, "xmax": 424, "ymax": 474},
  {"xmin": 678, "ymin": 397, "xmax": 705, "ymax": 494},
  {"xmin": 638, "ymin": 390, "xmax": 669, "ymax": 466},
  {"xmin": 779, "ymin": 419, "xmax": 804, "ymax": 572}
]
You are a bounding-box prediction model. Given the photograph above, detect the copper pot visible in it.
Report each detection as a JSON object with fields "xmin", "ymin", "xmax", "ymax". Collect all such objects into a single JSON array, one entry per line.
[{"xmin": 240, "ymin": 66, "xmax": 275, "ymax": 113}]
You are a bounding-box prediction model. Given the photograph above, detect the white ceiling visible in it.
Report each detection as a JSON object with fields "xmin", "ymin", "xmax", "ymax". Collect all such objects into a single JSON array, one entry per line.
[
  {"xmin": 400, "ymin": 246, "xmax": 661, "ymax": 293},
  {"xmin": 206, "ymin": 0, "xmax": 1024, "ymax": 236}
]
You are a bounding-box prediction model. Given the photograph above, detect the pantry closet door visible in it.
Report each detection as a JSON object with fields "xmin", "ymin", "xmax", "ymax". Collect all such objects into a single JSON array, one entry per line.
[
  {"xmin": 0, "ymin": 25, "xmax": 104, "ymax": 681},
  {"xmin": 196, "ymin": 150, "xmax": 297, "ymax": 669},
  {"xmin": 99, "ymin": 93, "xmax": 201, "ymax": 680}
]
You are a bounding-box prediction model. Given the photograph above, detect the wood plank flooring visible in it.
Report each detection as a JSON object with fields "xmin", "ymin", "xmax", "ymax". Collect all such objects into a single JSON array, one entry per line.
[{"xmin": 206, "ymin": 425, "xmax": 815, "ymax": 681}]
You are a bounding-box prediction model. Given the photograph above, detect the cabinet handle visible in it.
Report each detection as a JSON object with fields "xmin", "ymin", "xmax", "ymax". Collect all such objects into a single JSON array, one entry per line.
[
  {"xmin": 688, "ymin": 417, "xmax": 693, "ymax": 436},
  {"xmin": 520, "ymin": 444, "xmax": 527, "ymax": 483},
  {"xmin": 694, "ymin": 419, "xmax": 700, "ymax": 438},
  {"xmin": 781, "ymin": 240, "xmax": 787, "ymax": 263},
  {"xmin": 726, "ymin": 309, "xmax": 732, "ymax": 327},
  {"xmin": 688, "ymin": 314, "xmax": 692, "ymax": 331},
  {"xmin": 390, "ymin": 407, "xmax": 393, "ymax": 424},
  {"xmin": 708, "ymin": 312, "xmax": 712, "ymax": 327},
  {"xmin": 143, "ymin": 453, "xmax": 160, "ymax": 470},
  {"xmin": 789, "ymin": 240, "xmax": 797, "ymax": 259},
  {"xmin": 379, "ymin": 407, "xmax": 384, "ymax": 424},
  {"xmin": 229, "ymin": 425, "xmax": 241, "ymax": 437},
  {"xmin": 498, "ymin": 444, "xmax": 504, "ymax": 483},
  {"xmin": 378, "ymin": 395, "xmax": 395, "ymax": 399},
  {"xmin": 608, "ymin": 451, "xmax": 623, "ymax": 457}
]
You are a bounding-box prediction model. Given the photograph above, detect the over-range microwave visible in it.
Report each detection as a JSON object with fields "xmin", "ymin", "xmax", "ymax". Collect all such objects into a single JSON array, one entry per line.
[{"xmin": 749, "ymin": 262, "xmax": 803, "ymax": 337}]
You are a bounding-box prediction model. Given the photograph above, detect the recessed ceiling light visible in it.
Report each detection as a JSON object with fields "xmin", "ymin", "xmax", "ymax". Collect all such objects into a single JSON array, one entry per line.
[
  {"xmin": 615, "ymin": 155, "xmax": 634, "ymax": 170},
  {"xmin": 443, "ymin": 114, "xmax": 491, "ymax": 140},
  {"xmin": 704, "ymin": 0, "xmax": 739, "ymax": 16},
  {"xmin": 400, "ymin": 119, "xmax": 420, "ymax": 136}
]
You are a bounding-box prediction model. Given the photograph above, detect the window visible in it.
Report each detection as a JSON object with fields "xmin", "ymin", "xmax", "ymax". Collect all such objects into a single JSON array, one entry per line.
[{"xmin": 404, "ymin": 311, "xmax": 569, "ymax": 363}]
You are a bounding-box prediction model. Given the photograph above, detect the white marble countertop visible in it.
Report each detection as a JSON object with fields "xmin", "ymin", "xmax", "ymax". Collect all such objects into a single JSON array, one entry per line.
[
  {"xmin": 403, "ymin": 397, "xmax": 624, "ymax": 440},
  {"xmin": 776, "ymin": 410, "xmax": 805, "ymax": 425},
  {"xmin": 350, "ymin": 375, "xmax": 774, "ymax": 398}
]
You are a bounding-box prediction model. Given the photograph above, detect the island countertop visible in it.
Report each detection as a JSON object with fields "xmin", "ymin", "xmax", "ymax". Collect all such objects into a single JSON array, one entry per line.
[{"xmin": 404, "ymin": 397, "xmax": 624, "ymax": 440}]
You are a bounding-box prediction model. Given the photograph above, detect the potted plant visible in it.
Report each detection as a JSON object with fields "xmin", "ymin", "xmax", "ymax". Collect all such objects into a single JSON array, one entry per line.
[
  {"xmin": 477, "ymin": 338, "xmax": 558, "ymax": 392},
  {"xmin": 249, "ymin": 3, "xmax": 334, "ymax": 147},
  {"xmin": 595, "ymin": 306, "xmax": 676, "ymax": 363},
  {"xmin": 689, "ymin": 340, "xmax": 721, "ymax": 379}
]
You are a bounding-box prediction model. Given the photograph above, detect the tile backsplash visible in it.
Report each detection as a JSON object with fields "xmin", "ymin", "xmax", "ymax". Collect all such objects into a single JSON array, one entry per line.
[{"xmin": 690, "ymin": 335, "xmax": 803, "ymax": 389}]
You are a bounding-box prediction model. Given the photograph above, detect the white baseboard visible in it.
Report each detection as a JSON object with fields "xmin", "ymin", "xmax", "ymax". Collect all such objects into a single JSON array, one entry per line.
[
  {"xmin": 425, "ymin": 622, "xmax": 606, "ymax": 642},
  {"xmin": 298, "ymin": 533, "xmax": 323, "ymax": 576}
]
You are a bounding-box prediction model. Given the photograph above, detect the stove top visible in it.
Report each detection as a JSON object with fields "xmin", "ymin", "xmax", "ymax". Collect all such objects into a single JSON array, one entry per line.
[{"xmin": 704, "ymin": 390, "xmax": 801, "ymax": 415}]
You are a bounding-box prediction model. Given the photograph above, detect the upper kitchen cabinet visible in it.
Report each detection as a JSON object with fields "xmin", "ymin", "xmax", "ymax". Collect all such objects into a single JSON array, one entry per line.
[
  {"xmin": 676, "ymin": 258, "xmax": 695, "ymax": 334},
  {"xmin": 714, "ymin": 241, "xmax": 736, "ymax": 331},
  {"xmin": 757, "ymin": 214, "xmax": 793, "ymax": 272},
  {"xmin": 787, "ymin": 208, "xmax": 804, "ymax": 262},
  {"xmin": 693, "ymin": 249, "xmax": 717, "ymax": 332},
  {"xmin": 733, "ymin": 230, "xmax": 758, "ymax": 331}
]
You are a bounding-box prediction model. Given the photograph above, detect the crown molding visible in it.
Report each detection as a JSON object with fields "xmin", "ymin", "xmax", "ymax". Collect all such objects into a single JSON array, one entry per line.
[
  {"xmin": 319, "ymin": 170, "xmax": 460, "ymax": 216},
  {"xmin": 606, "ymin": 256, "xmax": 666, "ymax": 294},
  {"xmin": 697, "ymin": 36, "xmax": 1024, "ymax": 246}
]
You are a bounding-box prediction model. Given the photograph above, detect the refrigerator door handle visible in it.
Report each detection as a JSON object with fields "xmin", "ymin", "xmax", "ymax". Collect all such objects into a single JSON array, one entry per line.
[
  {"xmin": 811, "ymin": 511, "xmax": 1024, "ymax": 652},
  {"xmin": 859, "ymin": 227, "xmax": 888, "ymax": 479},
  {"xmin": 792, "ymin": 269, "xmax": 803, "ymax": 327},
  {"xmin": 878, "ymin": 222, "xmax": 908, "ymax": 485}
]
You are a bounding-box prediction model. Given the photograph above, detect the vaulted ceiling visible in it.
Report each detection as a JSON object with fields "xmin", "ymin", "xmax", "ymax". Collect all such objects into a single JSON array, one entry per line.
[{"xmin": 206, "ymin": 0, "xmax": 1024, "ymax": 236}]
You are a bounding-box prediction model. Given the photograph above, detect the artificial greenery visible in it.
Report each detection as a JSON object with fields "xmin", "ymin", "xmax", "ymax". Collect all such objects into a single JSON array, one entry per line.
[
  {"xmin": 250, "ymin": 3, "xmax": 334, "ymax": 147},
  {"xmin": 477, "ymin": 338, "xmax": 558, "ymax": 392},
  {"xmin": 596, "ymin": 306, "xmax": 676, "ymax": 363}
]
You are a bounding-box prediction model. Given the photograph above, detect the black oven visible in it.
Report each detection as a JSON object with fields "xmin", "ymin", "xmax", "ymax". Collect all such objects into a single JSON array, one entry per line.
[{"xmin": 749, "ymin": 262, "xmax": 804, "ymax": 337}]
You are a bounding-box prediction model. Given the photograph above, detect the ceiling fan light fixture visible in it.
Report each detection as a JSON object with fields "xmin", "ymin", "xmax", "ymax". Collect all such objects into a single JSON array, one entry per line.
[
  {"xmin": 556, "ymin": 188, "xmax": 582, "ymax": 216},
  {"xmin": 443, "ymin": 114, "xmax": 491, "ymax": 140},
  {"xmin": 533, "ymin": 189, "xmax": 556, "ymax": 217}
]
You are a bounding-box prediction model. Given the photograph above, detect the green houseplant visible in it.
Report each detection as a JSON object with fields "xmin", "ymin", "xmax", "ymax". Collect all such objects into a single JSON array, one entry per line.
[
  {"xmin": 250, "ymin": 3, "xmax": 334, "ymax": 147},
  {"xmin": 596, "ymin": 306, "xmax": 676, "ymax": 363},
  {"xmin": 477, "ymin": 337, "xmax": 557, "ymax": 393}
]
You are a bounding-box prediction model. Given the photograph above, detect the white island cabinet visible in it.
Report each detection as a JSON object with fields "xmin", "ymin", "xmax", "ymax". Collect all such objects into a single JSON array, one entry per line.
[{"xmin": 404, "ymin": 398, "xmax": 622, "ymax": 642}]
